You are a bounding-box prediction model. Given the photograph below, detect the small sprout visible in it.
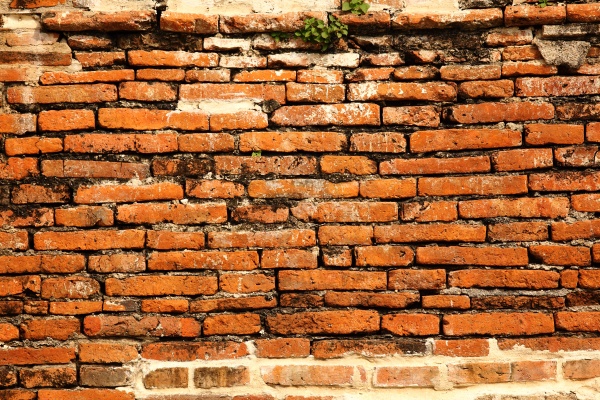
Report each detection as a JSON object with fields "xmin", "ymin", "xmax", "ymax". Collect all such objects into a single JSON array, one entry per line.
[
  {"xmin": 342, "ymin": 0, "xmax": 370, "ymax": 15},
  {"xmin": 270, "ymin": 32, "xmax": 291, "ymax": 42},
  {"xmin": 252, "ymin": 150, "xmax": 262, "ymax": 158},
  {"xmin": 294, "ymin": 15, "xmax": 349, "ymax": 51}
]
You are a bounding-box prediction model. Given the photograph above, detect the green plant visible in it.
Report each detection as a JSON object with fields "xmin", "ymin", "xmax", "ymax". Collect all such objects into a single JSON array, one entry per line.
[
  {"xmin": 270, "ymin": 32, "xmax": 291, "ymax": 42},
  {"xmin": 251, "ymin": 150, "xmax": 262, "ymax": 157},
  {"xmin": 537, "ymin": 0, "xmax": 553, "ymax": 7},
  {"xmin": 294, "ymin": 15, "xmax": 349, "ymax": 51},
  {"xmin": 342, "ymin": 0, "xmax": 370, "ymax": 15}
]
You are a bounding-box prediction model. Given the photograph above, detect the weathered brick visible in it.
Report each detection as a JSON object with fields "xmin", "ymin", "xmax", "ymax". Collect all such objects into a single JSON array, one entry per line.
[
  {"xmin": 117, "ymin": 203, "xmax": 227, "ymax": 224},
  {"xmin": 272, "ymin": 104, "xmax": 380, "ymax": 126},
  {"xmin": 255, "ymin": 338, "xmax": 310, "ymax": 358},
  {"xmin": 374, "ymin": 366, "xmax": 439, "ymax": 387},
  {"xmin": 79, "ymin": 342, "xmax": 138, "ymax": 363},
  {"xmin": 148, "ymin": 250, "xmax": 258, "ymax": 271},
  {"xmin": 40, "ymin": 70, "xmax": 134, "ymax": 85},
  {"xmin": 530, "ymin": 245, "xmax": 591, "ymax": 266},
  {"xmin": 41, "ymin": 277, "xmax": 99, "ymax": 299},
  {"xmin": 381, "ymin": 156, "xmax": 490, "ymax": 175},
  {"xmin": 232, "ymin": 205, "xmax": 289, "ymax": 224},
  {"xmin": 312, "ymin": 339, "xmax": 427, "ymax": 359},
  {"xmin": 160, "ymin": 12, "xmax": 218, "ymax": 34},
  {"xmin": 98, "ymin": 108, "xmax": 208, "ymax": 131},
  {"xmin": 383, "ymin": 106, "xmax": 440, "ymax": 127},
  {"xmin": 505, "ymin": 5, "xmax": 566, "ymax": 26},
  {"xmin": 388, "ymin": 269, "xmax": 446, "ymax": 290},
  {"xmin": 449, "ymin": 270, "xmax": 559, "ymax": 289},
  {"xmin": 355, "ymin": 245, "xmax": 414, "ymax": 267},
  {"xmin": 34, "ymin": 230, "xmax": 145, "ymax": 251},
  {"xmin": 203, "ymin": 314, "xmax": 261, "ymax": 335},
  {"xmin": 458, "ymin": 80, "xmax": 514, "ymax": 98},
  {"xmin": 417, "ymin": 246, "xmax": 528, "ymax": 266},
  {"xmin": 279, "ymin": 270, "xmax": 386, "ymax": 291},
  {"xmin": 128, "ymin": 50, "xmax": 218, "ymax": 67},
  {"xmin": 84, "ymin": 315, "xmax": 200, "ymax": 338},
  {"xmin": 20, "ymin": 318, "xmax": 80, "ymax": 341},
  {"xmin": 8, "ymin": 84, "xmax": 117, "ymax": 104},
  {"xmin": 449, "ymin": 362, "xmax": 510, "ymax": 385},
  {"xmin": 261, "ymin": 365, "xmax": 361, "ymax": 387},
  {"xmin": 502, "ymin": 61, "xmax": 557, "ymax": 77},
  {"xmin": 382, "ymin": 314, "xmax": 440, "ymax": 336},
  {"xmin": 444, "ymin": 312, "xmax": 555, "ymax": 335},
  {"xmin": 261, "ymin": 249, "xmax": 317, "ymax": 269},
  {"xmin": 446, "ymin": 102, "xmax": 554, "ymax": 123},
  {"xmin": 292, "ymin": 201, "xmax": 397, "ymax": 222},
  {"xmin": 419, "ymin": 175, "xmax": 528, "ymax": 196},
  {"xmin": 249, "ymin": 179, "xmax": 358, "ymax": 199},
  {"xmin": 375, "ymin": 224, "xmax": 485, "ymax": 243},
  {"xmin": 489, "ymin": 222, "xmax": 549, "ymax": 242},
  {"xmin": 392, "ymin": 9, "xmax": 503, "ymax": 30},
  {"xmin": 19, "ymin": 366, "xmax": 77, "ymax": 388},
  {"xmin": 267, "ymin": 310, "xmax": 380, "ymax": 335},
  {"xmin": 459, "ymin": 197, "xmax": 569, "ymax": 218},
  {"xmin": 325, "ymin": 292, "xmax": 419, "ymax": 309},
  {"xmin": 215, "ymin": 156, "xmax": 317, "ymax": 175},
  {"xmin": 65, "ymin": 133, "xmax": 178, "ymax": 153},
  {"xmin": 348, "ymin": 82, "xmax": 456, "ymax": 101},
  {"xmin": 240, "ymin": 131, "xmax": 346, "ymax": 152},
  {"xmin": 80, "ymin": 365, "xmax": 131, "ymax": 387}
]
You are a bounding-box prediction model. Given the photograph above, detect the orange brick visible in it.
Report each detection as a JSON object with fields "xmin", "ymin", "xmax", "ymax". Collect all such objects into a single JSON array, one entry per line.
[
  {"xmin": 292, "ymin": 201, "xmax": 397, "ymax": 222},
  {"xmin": 98, "ymin": 108, "xmax": 208, "ymax": 131},
  {"xmin": 382, "ymin": 105, "xmax": 440, "ymax": 127},
  {"xmin": 374, "ymin": 366, "xmax": 438, "ymax": 388},
  {"xmin": 146, "ymin": 231, "xmax": 205, "ymax": 250},
  {"xmin": 5, "ymin": 137, "xmax": 62, "ymax": 156},
  {"xmin": 419, "ymin": 175, "xmax": 528, "ymax": 196},
  {"xmin": 505, "ymin": 5, "xmax": 566, "ymax": 26},
  {"xmin": 417, "ymin": 246, "xmax": 528, "ymax": 266},
  {"xmin": 449, "ymin": 269, "xmax": 559, "ymax": 289},
  {"xmin": 388, "ymin": 269, "xmax": 446, "ymax": 290},
  {"xmin": 433, "ymin": 339, "xmax": 489, "ymax": 357},
  {"xmin": 203, "ymin": 313, "xmax": 261, "ymax": 335},
  {"xmin": 375, "ymin": 224, "xmax": 485, "ymax": 243},
  {"xmin": 248, "ymin": 179, "xmax": 358, "ymax": 199},
  {"xmin": 380, "ymin": 156, "xmax": 490, "ymax": 175},
  {"xmin": 75, "ymin": 182, "xmax": 183, "ymax": 204},
  {"xmin": 382, "ymin": 314, "xmax": 439, "ymax": 336},
  {"xmin": 261, "ymin": 249, "xmax": 317, "ymax": 269},
  {"xmin": 319, "ymin": 226, "xmax": 373, "ymax": 246},
  {"xmin": 492, "ymin": 148, "xmax": 553, "ymax": 171},
  {"xmin": 355, "ymin": 245, "xmax": 414, "ymax": 267},
  {"xmin": 255, "ymin": 338, "xmax": 310, "ymax": 358},
  {"xmin": 525, "ymin": 123, "xmax": 584, "ymax": 145},
  {"xmin": 148, "ymin": 251, "xmax": 258, "ymax": 271},
  {"xmin": 459, "ymin": 197, "xmax": 569, "ymax": 218},
  {"xmin": 34, "ymin": 230, "xmax": 145, "ymax": 251},
  {"xmin": 321, "ymin": 156, "xmax": 377, "ymax": 175},
  {"xmin": 267, "ymin": 310, "xmax": 379, "ymax": 335},
  {"xmin": 128, "ymin": 50, "xmax": 218, "ymax": 67},
  {"xmin": 117, "ymin": 203, "xmax": 226, "ymax": 224},
  {"xmin": 119, "ymin": 81, "xmax": 176, "ymax": 101},
  {"xmin": 446, "ymin": 102, "xmax": 554, "ymax": 123},
  {"xmin": 239, "ymin": 131, "xmax": 346, "ymax": 152},
  {"xmin": 444, "ymin": 312, "xmax": 555, "ymax": 336},
  {"xmin": 220, "ymin": 273, "xmax": 275, "ymax": 293},
  {"xmin": 348, "ymin": 82, "xmax": 456, "ymax": 101},
  {"xmin": 279, "ymin": 270, "xmax": 386, "ymax": 291},
  {"xmin": 272, "ymin": 104, "xmax": 380, "ymax": 126},
  {"xmin": 8, "ymin": 84, "xmax": 117, "ymax": 104}
]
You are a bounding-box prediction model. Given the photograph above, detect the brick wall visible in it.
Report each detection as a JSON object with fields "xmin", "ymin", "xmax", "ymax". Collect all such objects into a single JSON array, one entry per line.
[{"xmin": 1, "ymin": 0, "xmax": 600, "ymax": 398}]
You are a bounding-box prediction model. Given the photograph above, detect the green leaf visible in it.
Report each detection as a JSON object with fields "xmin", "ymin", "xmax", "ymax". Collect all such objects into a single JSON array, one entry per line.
[
  {"xmin": 252, "ymin": 150, "xmax": 262, "ymax": 157},
  {"xmin": 342, "ymin": 2, "xmax": 351, "ymax": 10}
]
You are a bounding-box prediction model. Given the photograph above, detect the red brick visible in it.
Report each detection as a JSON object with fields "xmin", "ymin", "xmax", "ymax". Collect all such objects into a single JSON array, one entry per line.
[
  {"xmin": 186, "ymin": 180, "xmax": 244, "ymax": 199},
  {"xmin": 394, "ymin": 66, "xmax": 439, "ymax": 80},
  {"xmin": 261, "ymin": 249, "xmax": 317, "ymax": 269},
  {"xmin": 380, "ymin": 157, "xmax": 490, "ymax": 175},
  {"xmin": 0, "ymin": 114, "xmax": 36, "ymax": 134},
  {"xmin": 568, "ymin": 3, "xmax": 600, "ymax": 22},
  {"xmin": 12, "ymin": 184, "xmax": 69, "ymax": 204},
  {"xmin": 220, "ymin": 273, "xmax": 275, "ymax": 293},
  {"xmin": 443, "ymin": 312, "xmax": 555, "ymax": 335},
  {"xmin": 209, "ymin": 229, "xmax": 315, "ymax": 249},
  {"xmin": 84, "ymin": 315, "xmax": 200, "ymax": 338},
  {"xmin": 40, "ymin": 70, "xmax": 134, "ymax": 85},
  {"xmin": 572, "ymin": 194, "xmax": 600, "ymax": 212},
  {"xmin": 517, "ymin": 76, "xmax": 600, "ymax": 97},
  {"xmin": 88, "ymin": 254, "xmax": 145, "ymax": 273},
  {"xmin": 55, "ymin": 206, "xmax": 113, "ymax": 227},
  {"xmin": 179, "ymin": 83, "xmax": 284, "ymax": 103},
  {"xmin": 392, "ymin": 9, "xmax": 503, "ymax": 30},
  {"xmin": 360, "ymin": 178, "xmax": 417, "ymax": 199},
  {"xmin": 419, "ymin": 175, "xmax": 528, "ymax": 196},
  {"xmin": 530, "ymin": 245, "xmax": 591, "ymax": 266},
  {"xmin": 346, "ymin": 67, "xmax": 394, "ymax": 82},
  {"xmin": 203, "ymin": 313, "xmax": 261, "ymax": 335},
  {"xmin": 487, "ymin": 28, "xmax": 533, "ymax": 47},
  {"xmin": 319, "ymin": 226, "xmax": 372, "ymax": 246},
  {"xmin": 38, "ymin": 110, "xmax": 95, "ymax": 131},
  {"xmin": 278, "ymin": 270, "xmax": 386, "ymax": 291},
  {"xmin": 106, "ymin": 275, "xmax": 217, "ymax": 296},
  {"xmin": 355, "ymin": 245, "xmax": 414, "ymax": 267},
  {"xmin": 234, "ymin": 70, "xmax": 296, "ymax": 82},
  {"xmin": 34, "ymin": 230, "xmax": 144, "ymax": 251},
  {"xmin": 5, "ymin": 137, "xmax": 61, "ymax": 156},
  {"xmin": 531, "ymin": 171, "xmax": 600, "ymax": 192},
  {"xmin": 137, "ymin": 69, "xmax": 185, "ymax": 81},
  {"xmin": 292, "ymin": 201, "xmax": 397, "ymax": 222},
  {"xmin": 45, "ymin": 160, "xmax": 149, "ymax": 179},
  {"xmin": 11, "ymin": 0, "xmax": 65, "ymax": 8},
  {"xmin": 239, "ymin": 131, "xmax": 346, "ymax": 152},
  {"xmin": 142, "ymin": 341, "xmax": 248, "ymax": 361},
  {"xmin": 0, "ymin": 208, "xmax": 54, "ymax": 228},
  {"xmin": 7, "ymin": 84, "xmax": 116, "ymax": 104},
  {"xmin": 267, "ymin": 310, "xmax": 380, "ymax": 335},
  {"xmin": 459, "ymin": 197, "xmax": 569, "ymax": 218},
  {"xmin": 146, "ymin": 231, "xmax": 204, "ymax": 250},
  {"xmin": 552, "ymin": 220, "xmax": 600, "ymax": 241},
  {"xmin": 320, "ymin": 156, "xmax": 377, "ymax": 175},
  {"xmin": 119, "ymin": 81, "xmax": 176, "ymax": 101},
  {"xmin": 556, "ymin": 311, "xmax": 600, "ymax": 332},
  {"xmin": 42, "ymin": 9, "xmax": 154, "ymax": 30},
  {"xmin": 49, "ymin": 302, "xmax": 102, "ymax": 315},
  {"xmin": 374, "ymin": 366, "xmax": 438, "ymax": 388},
  {"xmin": 74, "ymin": 182, "xmax": 182, "ymax": 204},
  {"xmin": 286, "ymin": 83, "xmax": 345, "ymax": 103},
  {"xmin": 20, "ymin": 318, "xmax": 80, "ymax": 341},
  {"xmin": 493, "ymin": 148, "xmax": 553, "ymax": 171},
  {"xmin": 561, "ymin": 269, "xmax": 579, "ymax": 288},
  {"xmin": 388, "ymin": 269, "xmax": 446, "ymax": 290},
  {"xmin": 41, "ymin": 277, "xmax": 99, "ymax": 299},
  {"xmin": 401, "ymin": 201, "xmax": 457, "ymax": 222},
  {"xmin": 128, "ymin": 50, "xmax": 218, "ymax": 67},
  {"xmin": 498, "ymin": 337, "xmax": 600, "ymax": 352},
  {"xmin": 0, "ymin": 276, "xmax": 40, "ymax": 297},
  {"xmin": 215, "ymin": 156, "xmax": 317, "ymax": 175},
  {"xmin": 502, "ymin": 61, "xmax": 557, "ymax": 76},
  {"xmin": 505, "ymin": 5, "xmax": 566, "ymax": 26},
  {"xmin": 75, "ymin": 52, "xmax": 125, "ymax": 67},
  {"xmin": 64, "ymin": 133, "xmax": 178, "ymax": 153},
  {"xmin": 297, "ymin": 69, "xmax": 344, "ymax": 83},
  {"xmin": 79, "ymin": 342, "xmax": 138, "ymax": 363},
  {"xmin": 232, "ymin": 205, "xmax": 289, "ymax": 224},
  {"xmin": 18, "ymin": 365, "xmax": 76, "ymax": 388},
  {"xmin": 0, "ymin": 255, "xmax": 83, "ymax": 274},
  {"xmin": 325, "ymin": 292, "xmax": 419, "ymax": 309},
  {"xmin": 255, "ymin": 338, "xmax": 310, "ymax": 358},
  {"xmin": 141, "ymin": 299, "xmax": 188, "ymax": 313},
  {"xmin": 191, "ymin": 296, "xmax": 277, "ymax": 313},
  {"xmin": 375, "ymin": 223, "xmax": 485, "ymax": 243},
  {"xmin": 249, "ymin": 179, "xmax": 357, "ymax": 199},
  {"xmin": 413, "ymin": 128, "xmax": 520, "ymax": 153},
  {"xmin": 117, "ymin": 203, "xmax": 226, "ymax": 224},
  {"xmin": 489, "ymin": 221, "xmax": 549, "ymax": 242},
  {"xmin": 382, "ymin": 314, "xmax": 439, "ymax": 336},
  {"xmin": 0, "ymin": 347, "xmax": 75, "ymax": 366},
  {"xmin": 148, "ymin": 251, "xmax": 258, "ymax": 271},
  {"xmin": 185, "ymin": 69, "xmax": 231, "ymax": 82},
  {"xmin": 261, "ymin": 365, "xmax": 361, "ymax": 387},
  {"xmin": 383, "ymin": 106, "xmax": 440, "ymax": 127},
  {"xmin": 449, "ymin": 269, "xmax": 559, "ymax": 289},
  {"xmin": 0, "ymin": 158, "xmax": 37, "ymax": 181},
  {"xmin": 446, "ymin": 102, "xmax": 554, "ymax": 123},
  {"xmin": 417, "ymin": 246, "xmax": 528, "ymax": 266},
  {"xmin": 348, "ymin": 82, "xmax": 455, "ymax": 101},
  {"xmin": 38, "ymin": 389, "xmax": 134, "ymax": 400},
  {"xmin": 440, "ymin": 65, "xmax": 501, "ymax": 81},
  {"xmin": 458, "ymin": 80, "xmax": 514, "ymax": 98},
  {"xmin": 0, "ymin": 231, "xmax": 28, "ymax": 250},
  {"xmin": 312, "ymin": 339, "xmax": 426, "ymax": 359},
  {"xmin": 160, "ymin": 11, "xmax": 218, "ymax": 34},
  {"xmin": 272, "ymin": 104, "xmax": 380, "ymax": 126},
  {"xmin": 525, "ymin": 123, "xmax": 584, "ymax": 145},
  {"xmin": 555, "ymin": 145, "xmax": 600, "ymax": 167},
  {"xmin": 0, "ymin": 323, "xmax": 19, "ymax": 342},
  {"xmin": 433, "ymin": 339, "xmax": 489, "ymax": 357},
  {"xmin": 210, "ymin": 111, "xmax": 269, "ymax": 131},
  {"xmin": 98, "ymin": 108, "xmax": 208, "ymax": 131}
]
